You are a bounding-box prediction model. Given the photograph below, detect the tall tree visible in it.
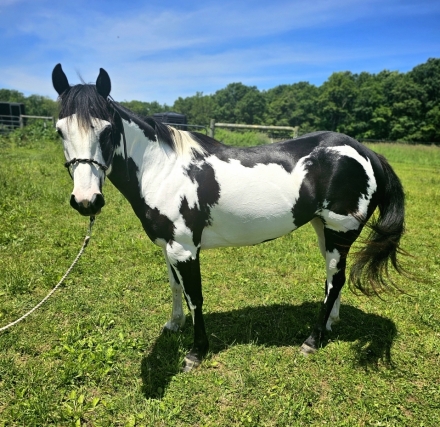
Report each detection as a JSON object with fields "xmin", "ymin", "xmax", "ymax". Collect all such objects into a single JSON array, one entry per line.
[
  {"xmin": 410, "ymin": 58, "xmax": 440, "ymax": 141},
  {"xmin": 119, "ymin": 100, "xmax": 169, "ymax": 117},
  {"xmin": 213, "ymin": 83, "xmax": 261, "ymax": 123},
  {"xmin": 264, "ymin": 82, "xmax": 320, "ymax": 132},
  {"xmin": 317, "ymin": 71, "xmax": 358, "ymax": 133},
  {"xmin": 173, "ymin": 92, "xmax": 215, "ymax": 125}
]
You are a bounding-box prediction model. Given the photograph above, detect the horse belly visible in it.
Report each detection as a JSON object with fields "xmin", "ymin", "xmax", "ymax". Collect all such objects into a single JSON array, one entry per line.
[
  {"xmin": 201, "ymin": 208, "xmax": 296, "ymax": 248},
  {"xmin": 200, "ymin": 158, "xmax": 305, "ymax": 248}
]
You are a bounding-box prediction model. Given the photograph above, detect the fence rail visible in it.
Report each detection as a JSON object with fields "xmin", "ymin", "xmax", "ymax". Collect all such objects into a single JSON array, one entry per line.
[
  {"xmin": 0, "ymin": 114, "xmax": 54, "ymax": 134},
  {"xmin": 19, "ymin": 115, "xmax": 54, "ymax": 128},
  {"xmin": 209, "ymin": 120, "xmax": 299, "ymax": 139}
]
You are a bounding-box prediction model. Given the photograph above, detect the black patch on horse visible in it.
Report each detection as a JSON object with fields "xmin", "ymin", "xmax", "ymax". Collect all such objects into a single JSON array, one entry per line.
[
  {"xmin": 180, "ymin": 162, "xmax": 221, "ymax": 246},
  {"xmin": 290, "ymin": 147, "xmax": 370, "ymax": 229},
  {"xmin": 192, "ymin": 132, "xmax": 329, "ymax": 173}
]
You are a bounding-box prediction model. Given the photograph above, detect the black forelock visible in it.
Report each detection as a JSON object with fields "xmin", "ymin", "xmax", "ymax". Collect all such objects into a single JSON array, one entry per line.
[{"xmin": 58, "ymin": 84, "xmax": 115, "ymax": 130}]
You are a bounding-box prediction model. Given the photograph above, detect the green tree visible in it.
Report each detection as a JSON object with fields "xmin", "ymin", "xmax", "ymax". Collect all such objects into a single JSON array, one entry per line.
[
  {"xmin": 213, "ymin": 83, "xmax": 262, "ymax": 123},
  {"xmin": 380, "ymin": 71, "xmax": 424, "ymax": 141},
  {"xmin": 317, "ymin": 71, "xmax": 358, "ymax": 133},
  {"xmin": 0, "ymin": 89, "xmax": 26, "ymax": 104},
  {"xmin": 119, "ymin": 100, "xmax": 170, "ymax": 117},
  {"xmin": 264, "ymin": 82, "xmax": 320, "ymax": 132},
  {"xmin": 25, "ymin": 95, "xmax": 58, "ymax": 117},
  {"xmin": 235, "ymin": 89, "xmax": 266, "ymax": 124},
  {"xmin": 173, "ymin": 92, "xmax": 215, "ymax": 125},
  {"xmin": 409, "ymin": 58, "xmax": 440, "ymax": 141}
]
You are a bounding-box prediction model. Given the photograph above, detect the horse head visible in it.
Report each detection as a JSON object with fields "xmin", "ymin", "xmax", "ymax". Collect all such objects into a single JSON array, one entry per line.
[{"xmin": 52, "ymin": 64, "xmax": 118, "ymax": 216}]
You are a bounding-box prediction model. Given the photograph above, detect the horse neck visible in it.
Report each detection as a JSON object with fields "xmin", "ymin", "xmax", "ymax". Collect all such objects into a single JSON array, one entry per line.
[{"xmin": 108, "ymin": 118, "xmax": 178, "ymax": 194}]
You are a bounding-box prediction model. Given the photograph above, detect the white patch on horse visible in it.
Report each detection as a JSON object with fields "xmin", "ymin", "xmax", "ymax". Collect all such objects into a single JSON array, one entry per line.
[
  {"xmin": 200, "ymin": 156, "xmax": 310, "ymax": 248},
  {"xmin": 166, "ymin": 242, "xmax": 198, "ymax": 324},
  {"xmin": 119, "ymin": 119, "xmax": 202, "ymax": 248},
  {"xmin": 324, "ymin": 248, "xmax": 341, "ymax": 330},
  {"xmin": 326, "ymin": 294, "xmax": 341, "ymax": 331},
  {"xmin": 310, "ymin": 218, "xmax": 326, "ymax": 259},
  {"xmin": 163, "ymin": 249, "xmax": 186, "ymax": 331}
]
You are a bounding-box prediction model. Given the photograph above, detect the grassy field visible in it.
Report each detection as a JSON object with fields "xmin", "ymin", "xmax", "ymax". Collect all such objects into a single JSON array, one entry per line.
[{"xmin": 0, "ymin": 129, "xmax": 439, "ymax": 426}]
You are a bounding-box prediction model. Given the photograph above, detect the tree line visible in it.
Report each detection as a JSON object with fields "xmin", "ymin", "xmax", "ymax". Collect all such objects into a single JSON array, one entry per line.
[{"xmin": 1, "ymin": 58, "xmax": 438, "ymax": 142}]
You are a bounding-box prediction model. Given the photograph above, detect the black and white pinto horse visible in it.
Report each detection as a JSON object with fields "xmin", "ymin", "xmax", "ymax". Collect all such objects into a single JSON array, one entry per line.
[{"xmin": 52, "ymin": 64, "xmax": 406, "ymax": 372}]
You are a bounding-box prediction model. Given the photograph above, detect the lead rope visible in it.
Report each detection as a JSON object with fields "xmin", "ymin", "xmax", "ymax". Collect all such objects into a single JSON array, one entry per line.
[{"xmin": 0, "ymin": 216, "xmax": 95, "ymax": 333}]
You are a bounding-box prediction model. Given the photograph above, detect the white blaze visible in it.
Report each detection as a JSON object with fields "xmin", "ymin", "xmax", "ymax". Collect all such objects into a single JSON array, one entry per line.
[{"xmin": 56, "ymin": 114, "xmax": 110, "ymax": 203}]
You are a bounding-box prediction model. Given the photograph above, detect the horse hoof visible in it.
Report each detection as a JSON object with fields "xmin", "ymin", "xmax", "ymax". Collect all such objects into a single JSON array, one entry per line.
[
  {"xmin": 163, "ymin": 323, "xmax": 179, "ymax": 333},
  {"xmin": 163, "ymin": 318, "xmax": 185, "ymax": 333},
  {"xmin": 182, "ymin": 354, "xmax": 201, "ymax": 372},
  {"xmin": 300, "ymin": 343, "xmax": 317, "ymax": 356}
]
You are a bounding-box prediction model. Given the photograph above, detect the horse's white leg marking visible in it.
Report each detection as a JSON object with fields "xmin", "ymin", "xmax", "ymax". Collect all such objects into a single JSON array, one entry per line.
[
  {"xmin": 311, "ymin": 218, "xmax": 340, "ymax": 330},
  {"xmin": 163, "ymin": 249, "xmax": 186, "ymax": 332},
  {"xmin": 327, "ymin": 293, "xmax": 341, "ymax": 331},
  {"xmin": 310, "ymin": 217, "xmax": 326, "ymax": 259},
  {"xmin": 325, "ymin": 248, "xmax": 341, "ymax": 331},
  {"xmin": 165, "ymin": 241, "xmax": 198, "ymax": 324}
]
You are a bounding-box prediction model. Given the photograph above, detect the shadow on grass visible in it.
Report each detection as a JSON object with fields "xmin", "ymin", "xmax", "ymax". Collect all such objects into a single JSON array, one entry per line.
[{"xmin": 140, "ymin": 301, "xmax": 396, "ymax": 398}]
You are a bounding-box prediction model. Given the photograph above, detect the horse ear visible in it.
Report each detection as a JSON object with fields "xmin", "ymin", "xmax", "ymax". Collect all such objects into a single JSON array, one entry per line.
[
  {"xmin": 52, "ymin": 63, "xmax": 70, "ymax": 96},
  {"xmin": 96, "ymin": 68, "xmax": 111, "ymax": 99}
]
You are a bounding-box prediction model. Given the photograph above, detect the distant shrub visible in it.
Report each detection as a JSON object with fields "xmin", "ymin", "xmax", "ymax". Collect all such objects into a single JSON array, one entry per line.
[
  {"xmin": 0, "ymin": 121, "xmax": 58, "ymax": 148},
  {"xmin": 214, "ymin": 129, "xmax": 270, "ymax": 147}
]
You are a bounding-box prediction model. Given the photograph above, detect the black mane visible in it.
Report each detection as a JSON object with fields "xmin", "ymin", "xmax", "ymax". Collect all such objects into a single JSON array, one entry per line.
[
  {"xmin": 110, "ymin": 101, "xmax": 200, "ymax": 154},
  {"xmin": 57, "ymin": 83, "xmax": 207, "ymax": 156}
]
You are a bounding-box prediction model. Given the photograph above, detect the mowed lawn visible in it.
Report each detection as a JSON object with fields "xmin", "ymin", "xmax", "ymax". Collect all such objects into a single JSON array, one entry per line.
[{"xmin": 0, "ymin": 135, "xmax": 439, "ymax": 426}]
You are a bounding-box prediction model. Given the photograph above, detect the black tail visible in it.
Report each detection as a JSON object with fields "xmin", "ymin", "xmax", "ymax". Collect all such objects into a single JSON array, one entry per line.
[{"xmin": 349, "ymin": 154, "xmax": 407, "ymax": 296}]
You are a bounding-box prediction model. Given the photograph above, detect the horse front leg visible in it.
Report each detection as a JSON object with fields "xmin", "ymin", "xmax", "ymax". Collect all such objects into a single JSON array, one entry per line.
[
  {"xmin": 163, "ymin": 249, "xmax": 186, "ymax": 332},
  {"xmin": 166, "ymin": 243, "xmax": 209, "ymax": 372}
]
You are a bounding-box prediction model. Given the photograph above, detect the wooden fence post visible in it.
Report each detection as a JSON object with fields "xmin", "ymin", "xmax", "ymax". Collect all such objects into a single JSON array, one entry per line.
[{"xmin": 209, "ymin": 119, "xmax": 215, "ymax": 139}]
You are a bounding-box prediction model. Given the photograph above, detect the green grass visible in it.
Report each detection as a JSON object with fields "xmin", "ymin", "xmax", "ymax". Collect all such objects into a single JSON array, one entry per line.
[{"xmin": 1, "ymin": 135, "xmax": 439, "ymax": 426}]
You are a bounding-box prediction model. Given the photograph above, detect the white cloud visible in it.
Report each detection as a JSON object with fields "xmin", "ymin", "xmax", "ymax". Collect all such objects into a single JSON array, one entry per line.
[{"xmin": 0, "ymin": 0, "xmax": 438, "ymax": 103}]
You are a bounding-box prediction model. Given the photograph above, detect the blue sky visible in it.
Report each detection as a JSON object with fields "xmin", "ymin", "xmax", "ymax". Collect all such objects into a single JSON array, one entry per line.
[{"xmin": 0, "ymin": 0, "xmax": 439, "ymax": 105}]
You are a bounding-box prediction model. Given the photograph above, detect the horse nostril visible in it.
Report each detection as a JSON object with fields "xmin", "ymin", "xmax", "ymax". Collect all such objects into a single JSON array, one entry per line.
[
  {"xmin": 70, "ymin": 194, "xmax": 80, "ymax": 210},
  {"xmin": 90, "ymin": 193, "xmax": 105, "ymax": 211}
]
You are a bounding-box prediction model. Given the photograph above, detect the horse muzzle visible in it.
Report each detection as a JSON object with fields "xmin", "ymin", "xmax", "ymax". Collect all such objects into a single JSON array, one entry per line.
[{"xmin": 70, "ymin": 193, "xmax": 105, "ymax": 216}]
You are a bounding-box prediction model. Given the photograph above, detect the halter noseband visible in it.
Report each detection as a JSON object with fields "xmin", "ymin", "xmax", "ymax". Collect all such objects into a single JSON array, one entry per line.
[{"xmin": 64, "ymin": 158, "xmax": 108, "ymax": 180}]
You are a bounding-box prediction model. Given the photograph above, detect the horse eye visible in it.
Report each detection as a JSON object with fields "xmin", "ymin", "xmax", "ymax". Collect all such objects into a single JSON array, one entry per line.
[
  {"xmin": 99, "ymin": 127, "xmax": 111, "ymax": 143},
  {"xmin": 56, "ymin": 128, "xmax": 63, "ymax": 138}
]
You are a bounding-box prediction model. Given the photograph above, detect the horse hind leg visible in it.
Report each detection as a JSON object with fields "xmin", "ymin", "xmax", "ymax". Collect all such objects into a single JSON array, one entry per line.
[
  {"xmin": 163, "ymin": 249, "xmax": 186, "ymax": 332},
  {"xmin": 301, "ymin": 225, "xmax": 360, "ymax": 355},
  {"xmin": 310, "ymin": 218, "xmax": 341, "ymax": 331}
]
